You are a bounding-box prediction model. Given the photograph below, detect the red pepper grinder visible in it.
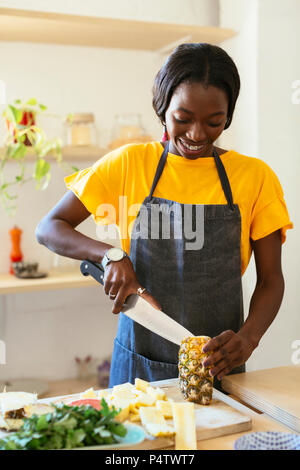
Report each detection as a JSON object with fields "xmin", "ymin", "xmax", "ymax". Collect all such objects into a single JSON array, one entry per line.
[{"xmin": 9, "ymin": 225, "xmax": 23, "ymax": 274}]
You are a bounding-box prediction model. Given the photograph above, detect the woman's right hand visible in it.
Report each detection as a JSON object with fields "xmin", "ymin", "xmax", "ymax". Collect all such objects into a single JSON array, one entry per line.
[{"xmin": 103, "ymin": 257, "xmax": 162, "ymax": 314}]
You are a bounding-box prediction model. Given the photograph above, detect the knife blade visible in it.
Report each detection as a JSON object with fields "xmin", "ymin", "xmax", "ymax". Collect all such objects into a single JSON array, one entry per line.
[{"xmin": 80, "ymin": 259, "xmax": 194, "ymax": 346}]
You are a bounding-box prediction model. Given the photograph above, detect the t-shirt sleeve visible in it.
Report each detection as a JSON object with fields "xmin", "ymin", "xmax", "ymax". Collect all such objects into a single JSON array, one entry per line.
[
  {"xmin": 250, "ymin": 162, "xmax": 293, "ymax": 243},
  {"xmin": 64, "ymin": 146, "xmax": 127, "ymax": 225}
]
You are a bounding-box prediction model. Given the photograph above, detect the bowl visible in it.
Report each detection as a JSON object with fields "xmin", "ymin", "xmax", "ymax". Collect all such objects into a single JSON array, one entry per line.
[{"xmin": 234, "ymin": 431, "xmax": 300, "ymax": 450}]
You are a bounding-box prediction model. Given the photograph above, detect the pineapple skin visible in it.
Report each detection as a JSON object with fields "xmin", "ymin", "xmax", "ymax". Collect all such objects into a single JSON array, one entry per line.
[{"xmin": 178, "ymin": 336, "xmax": 213, "ymax": 405}]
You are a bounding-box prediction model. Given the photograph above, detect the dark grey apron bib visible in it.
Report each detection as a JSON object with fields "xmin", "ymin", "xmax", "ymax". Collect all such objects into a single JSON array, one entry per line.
[{"xmin": 109, "ymin": 142, "xmax": 245, "ymax": 391}]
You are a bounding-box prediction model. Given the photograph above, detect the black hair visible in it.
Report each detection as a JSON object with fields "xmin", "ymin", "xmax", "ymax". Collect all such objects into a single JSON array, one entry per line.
[{"xmin": 152, "ymin": 43, "xmax": 240, "ymax": 130}]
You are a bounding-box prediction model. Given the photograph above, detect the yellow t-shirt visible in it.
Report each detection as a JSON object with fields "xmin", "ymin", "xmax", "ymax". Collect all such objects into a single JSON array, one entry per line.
[{"xmin": 64, "ymin": 141, "xmax": 293, "ymax": 275}]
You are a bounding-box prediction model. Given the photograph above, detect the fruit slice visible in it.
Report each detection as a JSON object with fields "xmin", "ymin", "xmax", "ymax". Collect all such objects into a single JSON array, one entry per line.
[
  {"xmin": 112, "ymin": 383, "xmax": 136, "ymax": 401},
  {"xmin": 135, "ymin": 378, "xmax": 149, "ymax": 392},
  {"xmin": 139, "ymin": 406, "xmax": 175, "ymax": 437},
  {"xmin": 147, "ymin": 386, "xmax": 166, "ymax": 401},
  {"xmin": 80, "ymin": 387, "xmax": 97, "ymax": 399},
  {"xmin": 110, "ymin": 397, "xmax": 130, "ymax": 422},
  {"xmin": 69, "ymin": 398, "xmax": 102, "ymax": 410},
  {"xmin": 172, "ymin": 402, "xmax": 197, "ymax": 450},
  {"xmin": 134, "ymin": 392, "xmax": 156, "ymax": 408},
  {"xmin": 155, "ymin": 400, "xmax": 173, "ymax": 418}
]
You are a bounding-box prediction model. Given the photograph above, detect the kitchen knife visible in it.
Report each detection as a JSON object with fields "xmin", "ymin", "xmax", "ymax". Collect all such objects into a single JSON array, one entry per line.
[{"xmin": 80, "ymin": 259, "xmax": 194, "ymax": 346}]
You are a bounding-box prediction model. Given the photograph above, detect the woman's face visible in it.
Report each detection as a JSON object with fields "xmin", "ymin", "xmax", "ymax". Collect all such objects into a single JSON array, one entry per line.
[{"xmin": 164, "ymin": 81, "xmax": 229, "ymax": 159}]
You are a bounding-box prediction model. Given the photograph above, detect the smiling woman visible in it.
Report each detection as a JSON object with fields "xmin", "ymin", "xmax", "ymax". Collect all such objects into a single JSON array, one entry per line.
[
  {"xmin": 36, "ymin": 43, "xmax": 293, "ymax": 392},
  {"xmin": 152, "ymin": 42, "xmax": 240, "ymax": 159}
]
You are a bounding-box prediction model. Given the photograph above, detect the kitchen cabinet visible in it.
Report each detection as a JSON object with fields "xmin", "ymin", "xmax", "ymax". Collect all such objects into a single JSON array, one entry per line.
[{"xmin": 0, "ymin": 7, "xmax": 235, "ymax": 52}]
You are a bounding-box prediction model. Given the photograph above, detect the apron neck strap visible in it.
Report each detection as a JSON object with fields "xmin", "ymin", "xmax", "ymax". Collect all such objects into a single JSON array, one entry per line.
[
  {"xmin": 148, "ymin": 141, "xmax": 169, "ymax": 200},
  {"xmin": 213, "ymin": 148, "xmax": 235, "ymax": 211},
  {"xmin": 148, "ymin": 141, "xmax": 235, "ymax": 211}
]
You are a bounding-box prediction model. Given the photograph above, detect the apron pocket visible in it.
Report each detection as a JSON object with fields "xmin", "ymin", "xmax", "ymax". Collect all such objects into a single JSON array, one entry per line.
[{"xmin": 109, "ymin": 338, "xmax": 178, "ymax": 387}]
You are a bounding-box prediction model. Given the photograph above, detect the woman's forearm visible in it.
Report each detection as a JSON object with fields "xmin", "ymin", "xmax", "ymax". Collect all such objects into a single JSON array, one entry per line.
[
  {"xmin": 238, "ymin": 274, "xmax": 285, "ymax": 349},
  {"xmin": 35, "ymin": 218, "xmax": 113, "ymax": 263}
]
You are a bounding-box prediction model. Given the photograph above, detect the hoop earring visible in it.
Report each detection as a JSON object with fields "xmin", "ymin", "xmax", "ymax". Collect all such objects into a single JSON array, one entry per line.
[{"xmin": 162, "ymin": 124, "xmax": 169, "ymax": 142}]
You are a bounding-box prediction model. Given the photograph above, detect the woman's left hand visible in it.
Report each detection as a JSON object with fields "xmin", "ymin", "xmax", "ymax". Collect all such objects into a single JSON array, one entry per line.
[{"xmin": 201, "ymin": 330, "xmax": 256, "ymax": 380}]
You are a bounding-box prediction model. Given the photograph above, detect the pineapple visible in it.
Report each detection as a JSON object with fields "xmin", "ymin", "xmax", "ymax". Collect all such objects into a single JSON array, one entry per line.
[
  {"xmin": 139, "ymin": 407, "xmax": 175, "ymax": 437},
  {"xmin": 172, "ymin": 402, "xmax": 197, "ymax": 450},
  {"xmin": 178, "ymin": 336, "xmax": 213, "ymax": 405}
]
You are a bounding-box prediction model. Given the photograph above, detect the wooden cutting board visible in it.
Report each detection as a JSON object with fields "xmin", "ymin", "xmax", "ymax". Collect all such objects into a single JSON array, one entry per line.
[
  {"xmin": 0, "ymin": 379, "xmax": 252, "ymax": 450},
  {"xmin": 221, "ymin": 366, "xmax": 300, "ymax": 432},
  {"xmin": 49, "ymin": 379, "xmax": 252, "ymax": 449},
  {"xmin": 155, "ymin": 381, "xmax": 252, "ymax": 446}
]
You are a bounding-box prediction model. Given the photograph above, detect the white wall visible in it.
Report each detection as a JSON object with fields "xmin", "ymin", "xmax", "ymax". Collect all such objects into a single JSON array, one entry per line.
[
  {"xmin": 0, "ymin": 0, "xmax": 218, "ymax": 26},
  {"xmin": 0, "ymin": 1, "xmax": 219, "ymax": 382},
  {"xmin": 219, "ymin": 0, "xmax": 299, "ymax": 371}
]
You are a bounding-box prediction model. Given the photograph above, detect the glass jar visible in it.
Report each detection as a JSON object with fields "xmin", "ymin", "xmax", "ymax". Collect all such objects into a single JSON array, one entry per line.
[
  {"xmin": 64, "ymin": 113, "xmax": 98, "ymax": 146},
  {"xmin": 109, "ymin": 113, "xmax": 152, "ymax": 150}
]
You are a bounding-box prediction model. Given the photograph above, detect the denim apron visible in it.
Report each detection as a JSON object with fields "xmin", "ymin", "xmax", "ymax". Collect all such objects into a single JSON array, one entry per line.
[{"xmin": 109, "ymin": 142, "xmax": 245, "ymax": 391}]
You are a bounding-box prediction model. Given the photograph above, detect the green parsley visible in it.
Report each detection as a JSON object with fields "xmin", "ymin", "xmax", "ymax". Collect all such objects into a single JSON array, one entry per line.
[{"xmin": 0, "ymin": 398, "xmax": 127, "ymax": 450}]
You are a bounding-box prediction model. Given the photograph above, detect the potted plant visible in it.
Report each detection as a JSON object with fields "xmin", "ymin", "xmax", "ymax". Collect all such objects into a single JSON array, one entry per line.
[{"xmin": 0, "ymin": 98, "xmax": 77, "ymax": 215}]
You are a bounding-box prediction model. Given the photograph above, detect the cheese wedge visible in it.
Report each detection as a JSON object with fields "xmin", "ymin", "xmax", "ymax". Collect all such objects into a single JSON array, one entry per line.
[
  {"xmin": 172, "ymin": 402, "xmax": 197, "ymax": 450},
  {"xmin": 139, "ymin": 406, "xmax": 175, "ymax": 437}
]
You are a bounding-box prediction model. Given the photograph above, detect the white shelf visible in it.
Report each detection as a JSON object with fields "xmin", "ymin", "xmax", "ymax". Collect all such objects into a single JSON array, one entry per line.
[
  {"xmin": 0, "ymin": 8, "xmax": 236, "ymax": 51},
  {"xmin": 0, "ymin": 269, "xmax": 98, "ymax": 295},
  {"xmin": 0, "ymin": 145, "xmax": 107, "ymax": 162}
]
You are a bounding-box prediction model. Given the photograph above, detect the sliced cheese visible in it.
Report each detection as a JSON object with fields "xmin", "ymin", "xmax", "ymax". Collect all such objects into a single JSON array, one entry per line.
[
  {"xmin": 24, "ymin": 403, "xmax": 54, "ymax": 418},
  {"xmin": 172, "ymin": 402, "xmax": 197, "ymax": 450},
  {"xmin": 0, "ymin": 392, "xmax": 37, "ymax": 414}
]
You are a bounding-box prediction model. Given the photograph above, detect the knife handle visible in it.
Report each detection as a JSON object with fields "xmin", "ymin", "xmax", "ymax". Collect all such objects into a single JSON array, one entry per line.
[
  {"xmin": 80, "ymin": 259, "xmax": 104, "ymax": 285},
  {"xmin": 80, "ymin": 259, "xmax": 132, "ymax": 307}
]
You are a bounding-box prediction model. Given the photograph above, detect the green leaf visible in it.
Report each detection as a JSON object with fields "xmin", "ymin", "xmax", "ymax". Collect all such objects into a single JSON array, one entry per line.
[
  {"xmin": 7, "ymin": 143, "xmax": 27, "ymax": 160},
  {"xmin": 39, "ymin": 103, "xmax": 47, "ymax": 111},
  {"xmin": 34, "ymin": 158, "xmax": 50, "ymax": 182},
  {"xmin": 5, "ymin": 105, "xmax": 23, "ymax": 124},
  {"xmin": 36, "ymin": 414, "xmax": 49, "ymax": 431},
  {"xmin": 26, "ymin": 97, "xmax": 37, "ymax": 105},
  {"xmin": 40, "ymin": 171, "xmax": 51, "ymax": 190},
  {"xmin": 53, "ymin": 415, "xmax": 77, "ymax": 430}
]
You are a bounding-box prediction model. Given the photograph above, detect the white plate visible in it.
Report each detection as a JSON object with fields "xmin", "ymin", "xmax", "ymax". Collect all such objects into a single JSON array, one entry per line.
[
  {"xmin": 0, "ymin": 423, "xmax": 146, "ymax": 450},
  {"xmin": 72, "ymin": 423, "xmax": 146, "ymax": 450}
]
